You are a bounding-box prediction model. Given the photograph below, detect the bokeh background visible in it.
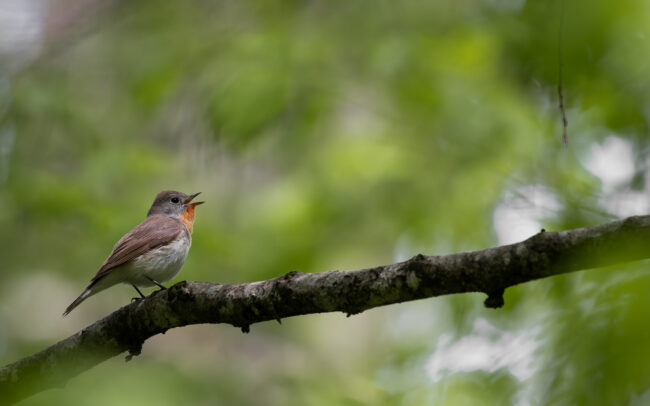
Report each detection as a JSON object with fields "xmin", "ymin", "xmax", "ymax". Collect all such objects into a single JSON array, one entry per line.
[{"xmin": 2, "ymin": 0, "xmax": 650, "ymax": 405}]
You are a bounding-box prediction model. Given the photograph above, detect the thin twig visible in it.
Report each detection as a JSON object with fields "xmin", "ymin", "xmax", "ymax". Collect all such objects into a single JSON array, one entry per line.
[{"xmin": 557, "ymin": 0, "xmax": 568, "ymax": 146}]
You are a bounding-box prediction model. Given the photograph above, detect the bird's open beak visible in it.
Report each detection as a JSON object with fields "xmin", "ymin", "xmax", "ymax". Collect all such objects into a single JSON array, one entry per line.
[{"xmin": 184, "ymin": 192, "xmax": 205, "ymax": 206}]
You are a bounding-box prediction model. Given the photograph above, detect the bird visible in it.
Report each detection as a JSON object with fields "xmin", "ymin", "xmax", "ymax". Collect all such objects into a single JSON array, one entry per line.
[{"xmin": 63, "ymin": 190, "xmax": 204, "ymax": 316}]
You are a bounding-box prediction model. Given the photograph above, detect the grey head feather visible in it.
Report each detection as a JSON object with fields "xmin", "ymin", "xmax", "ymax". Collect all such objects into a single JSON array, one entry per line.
[{"xmin": 147, "ymin": 190, "xmax": 197, "ymax": 217}]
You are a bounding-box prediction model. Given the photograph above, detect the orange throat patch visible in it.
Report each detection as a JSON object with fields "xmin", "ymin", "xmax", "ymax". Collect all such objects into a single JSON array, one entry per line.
[{"xmin": 179, "ymin": 205, "xmax": 197, "ymax": 234}]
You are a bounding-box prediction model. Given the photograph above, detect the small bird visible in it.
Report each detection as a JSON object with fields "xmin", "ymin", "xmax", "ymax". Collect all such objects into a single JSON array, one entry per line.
[{"xmin": 63, "ymin": 190, "xmax": 204, "ymax": 316}]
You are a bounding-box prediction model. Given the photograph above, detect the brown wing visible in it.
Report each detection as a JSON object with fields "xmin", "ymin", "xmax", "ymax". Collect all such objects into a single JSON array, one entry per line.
[{"xmin": 91, "ymin": 215, "xmax": 184, "ymax": 282}]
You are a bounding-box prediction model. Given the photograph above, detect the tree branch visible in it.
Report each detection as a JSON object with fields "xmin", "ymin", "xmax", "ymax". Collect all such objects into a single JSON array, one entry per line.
[{"xmin": 3, "ymin": 214, "xmax": 650, "ymax": 404}]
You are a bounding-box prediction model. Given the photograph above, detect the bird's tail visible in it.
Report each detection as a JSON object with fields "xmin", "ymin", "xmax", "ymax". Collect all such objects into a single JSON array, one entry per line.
[{"xmin": 63, "ymin": 287, "xmax": 93, "ymax": 317}]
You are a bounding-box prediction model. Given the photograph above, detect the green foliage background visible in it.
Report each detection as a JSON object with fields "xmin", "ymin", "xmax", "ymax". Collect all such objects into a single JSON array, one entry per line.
[{"xmin": 2, "ymin": 0, "xmax": 650, "ymax": 404}]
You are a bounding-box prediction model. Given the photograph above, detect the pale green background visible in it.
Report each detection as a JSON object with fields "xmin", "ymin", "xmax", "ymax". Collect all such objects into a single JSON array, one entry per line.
[{"xmin": 1, "ymin": 1, "xmax": 650, "ymax": 405}]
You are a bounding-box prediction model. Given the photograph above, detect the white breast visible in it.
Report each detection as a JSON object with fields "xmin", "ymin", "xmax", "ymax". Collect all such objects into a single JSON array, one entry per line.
[{"xmin": 124, "ymin": 231, "xmax": 192, "ymax": 287}]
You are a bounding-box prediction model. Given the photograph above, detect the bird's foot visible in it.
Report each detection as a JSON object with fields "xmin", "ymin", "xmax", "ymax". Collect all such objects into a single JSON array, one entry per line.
[
  {"xmin": 145, "ymin": 276, "xmax": 167, "ymax": 290},
  {"xmin": 131, "ymin": 283, "xmax": 146, "ymax": 299}
]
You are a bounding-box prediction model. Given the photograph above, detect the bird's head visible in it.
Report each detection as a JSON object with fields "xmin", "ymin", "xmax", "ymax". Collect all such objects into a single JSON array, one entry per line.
[{"xmin": 147, "ymin": 190, "xmax": 205, "ymax": 217}]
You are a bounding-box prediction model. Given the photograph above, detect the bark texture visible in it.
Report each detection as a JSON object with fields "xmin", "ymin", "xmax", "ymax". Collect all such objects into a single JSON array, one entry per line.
[{"xmin": 2, "ymin": 214, "xmax": 650, "ymax": 404}]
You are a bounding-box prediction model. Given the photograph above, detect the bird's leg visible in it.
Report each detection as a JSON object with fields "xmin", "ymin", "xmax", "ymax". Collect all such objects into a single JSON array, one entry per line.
[
  {"xmin": 131, "ymin": 284, "xmax": 146, "ymax": 302},
  {"xmin": 145, "ymin": 275, "xmax": 167, "ymax": 290}
]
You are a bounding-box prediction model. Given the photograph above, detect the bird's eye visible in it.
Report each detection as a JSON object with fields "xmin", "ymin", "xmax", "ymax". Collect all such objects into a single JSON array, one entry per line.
[{"xmin": 171, "ymin": 197, "xmax": 180, "ymax": 204}]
